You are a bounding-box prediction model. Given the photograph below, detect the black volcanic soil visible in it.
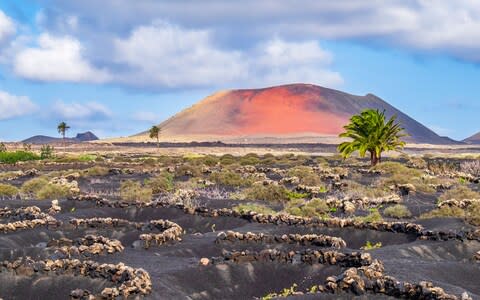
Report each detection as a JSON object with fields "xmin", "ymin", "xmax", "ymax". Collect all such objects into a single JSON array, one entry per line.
[
  {"xmin": 0, "ymin": 154, "xmax": 480, "ymax": 299},
  {"xmin": 0, "ymin": 196, "xmax": 479, "ymax": 299}
]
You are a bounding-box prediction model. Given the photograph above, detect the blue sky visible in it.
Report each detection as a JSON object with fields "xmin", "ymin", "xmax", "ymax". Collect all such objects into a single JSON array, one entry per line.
[{"xmin": 0, "ymin": 0, "xmax": 479, "ymax": 141}]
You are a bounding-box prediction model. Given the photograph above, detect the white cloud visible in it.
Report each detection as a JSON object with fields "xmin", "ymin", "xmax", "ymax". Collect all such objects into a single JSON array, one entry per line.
[
  {"xmin": 113, "ymin": 21, "xmax": 247, "ymax": 88},
  {"xmin": 51, "ymin": 100, "xmax": 112, "ymax": 121},
  {"xmin": 39, "ymin": 0, "xmax": 480, "ymax": 62},
  {"xmin": 250, "ymin": 38, "xmax": 343, "ymax": 87},
  {"xmin": 13, "ymin": 33, "xmax": 110, "ymax": 82},
  {"xmin": 0, "ymin": 91, "xmax": 37, "ymax": 120},
  {"xmin": 0, "ymin": 10, "xmax": 15, "ymax": 44},
  {"xmin": 111, "ymin": 22, "xmax": 342, "ymax": 88}
]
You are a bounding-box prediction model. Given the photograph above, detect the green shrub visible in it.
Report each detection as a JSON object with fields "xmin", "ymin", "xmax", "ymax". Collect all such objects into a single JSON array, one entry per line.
[
  {"xmin": 0, "ymin": 183, "xmax": 19, "ymax": 197},
  {"xmin": 40, "ymin": 145, "xmax": 55, "ymax": 159},
  {"xmin": 466, "ymin": 202, "xmax": 480, "ymax": 226},
  {"xmin": 420, "ymin": 206, "xmax": 464, "ymax": 219},
  {"xmin": 219, "ymin": 154, "xmax": 236, "ymax": 165},
  {"xmin": 438, "ymin": 185, "xmax": 480, "ymax": 202},
  {"xmin": 287, "ymin": 166, "xmax": 322, "ymax": 186},
  {"xmin": 175, "ymin": 163, "xmax": 202, "ymax": 177},
  {"xmin": 0, "ymin": 151, "xmax": 40, "ymax": 164},
  {"xmin": 421, "ymin": 202, "xmax": 480, "ymax": 226},
  {"xmin": 239, "ymin": 153, "xmax": 261, "ymax": 166},
  {"xmin": 245, "ymin": 184, "xmax": 289, "ymax": 202},
  {"xmin": 373, "ymin": 161, "xmax": 435, "ymax": 193},
  {"xmin": 286, "ymin": 190, "xmax": 309, "ymax": 200},
  {"xmin": 343, "ymin": 181, "xmax": 391, "ymax": 198},
  {"xmin": 0, "ymin": 143, "xmax": 6, "ymax": 152},
  {"xmin": 361, "ymin": 241, "xmax": 382, "ymax": 250},
  {"xmin": 355, "ymin": 208, "xmax": 383, "ymax": 223},
  {"xmin": 209, "ymin": 170, "xmax": 252, "ymax": 187},
  {"xmin": 233, "ymin": 203, "xmax": 276, "ymax": 215},
  {"xmin": 383, "ymin": 204, "xmax": 412, "ymax": 219},
  {"xmin": 21, "ymin": 177, "xmax": 49, "ymax": 196},
  {"xmin": 36, "ymin": 184, "xmax": 71, "ymax": 200},
  {"xmin": 120, "ymin": 180, "xmax": 152, "ymax": 202},
  {"xmin": 146, "ymin": 172, "xmax": 174, "ymax": 194},
  {"xmin": 285, "ymin": 198, "xmax": 329, "ymax": 218}
]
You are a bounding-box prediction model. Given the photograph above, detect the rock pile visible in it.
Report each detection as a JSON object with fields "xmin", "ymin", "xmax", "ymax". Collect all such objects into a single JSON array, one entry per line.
[
  {"xmin": 321, "ymin": 259, "xmax": 465, "ymax": 299},
  {"xmin": 69, "ymin": 217, "xmax": 183, "ymax": 249},
  {"xmin": 139, "ymin": 220, "xmax": 183, "ymax": 249},
  {"xmin": 325, "ymin": 194, "xmax": 401, "ymax": 213},
  {"xmin": 66, "ymin": 195, "xmax": 480, "ymax": 242},
  {"xmin": 49, "ymin": 176, "xmax": 80, "ymax": 194},
  {"xmin": 48, "ymin": 199, "xmax": 61, "ymax": 215},
  {"xmin": 0, "ymin": 257, "xmax": 151, "ymax": 298},
  {"xmin": 0, "ymin": 205, "xmax": 60, "ymax": 233},
  {"xmin": 216, "ymin": 231, "xmax": 347, "ymax": 249},
  {"xmin": 50, "ymin": 235, "xmax": 124, "ymax": 257},
  {"xmin": 438, "ymin": 199, "xmax": 480, "ymax": 209},
  {"xmin": 212, "ymin": 249, "xmax": 372, "ymax": 267}
]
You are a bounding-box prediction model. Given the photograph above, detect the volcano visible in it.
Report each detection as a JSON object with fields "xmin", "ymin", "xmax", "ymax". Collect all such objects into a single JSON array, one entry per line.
[
  {"xmin": 464, "ymin": 132, "xmax": 480, "ymax": 144},
  {"xmin": 134, "ymin": 84, "xmax": 455, "ymax": 144}
]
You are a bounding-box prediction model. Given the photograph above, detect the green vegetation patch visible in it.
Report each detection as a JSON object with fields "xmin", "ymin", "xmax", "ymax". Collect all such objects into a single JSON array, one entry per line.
[
  {"xmin": 285, "ymin": 198, "xmax": 330, "ymax": 218},
  {"xmin": 0, "ymin": 151, "xmax": 40, "ymax": 164},
  {"xmin": 383, "ymin": 204, "xmax": 412, "ymax": 219},
  {"xmin": 0, "ymin": 183, "xmax": 19, "ymax": 198},
  {"xmin": 233, "ymin": 203, "xmax": 276, "ymax": 215},
  {"xmin": 120, "ymin": 180, "xmax": 152, "ymax": 202}
]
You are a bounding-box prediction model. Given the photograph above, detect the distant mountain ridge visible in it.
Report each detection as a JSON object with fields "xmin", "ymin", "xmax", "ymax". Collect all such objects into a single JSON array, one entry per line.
[
  {"xmin": 464, "ymin": 132, "xmax": 480, "ymax": 144},
  {"xmin": 22, "ymin": 131, "xmax": 99, "ymax": 144},
  {"xmin": 131, "ymin": 83, "xmax": 458, "ymax": 144}
]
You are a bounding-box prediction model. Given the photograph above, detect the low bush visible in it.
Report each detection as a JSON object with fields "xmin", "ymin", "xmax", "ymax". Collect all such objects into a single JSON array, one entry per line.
[
  {"xmin": 467, "ymin": 202, "xmax": 480, "ymax": 226},
  {"xmin": 209, "ymin": 170, "xmax": 252, "ymax": 187},
  {"xmin": 374, "ymin": 161, "xmax": 435, "ymax": 193},
  {"xmin": 420, "ymin": 206, "xmax": 464, "ymax": 219},
  {"xmin": 40, "ymin": 145, "xmax": 55, "ymax": 159},
  {"xmin": 233, "ymin": 203, "xmax": 276, "ymax": 215},
  {"xmin": 460, "ymin": 160, "xmax": 480, "ymax": 177},
  {"xmin": 287, "ymin": 166, "xmax": 322, "ymax": 186},
  {"xmin": 286, "ymin": 190, "xmax": 309, "ymax": 200},
  {"xmin": 427, "ymin": 160, "xmax": 458, "ymax": 175},
  {"xmin": 21, "ymin": 177, "xmax": 49, "ymax": 196},
  {"xmin": 36, "ymin": 184, "xmax": 72, "ymax": 200},
  {"xmin": 341, "ymin": 181, "xmax": 391, "ymax": 199},
  {"xmin": 361, "ymin": 241, "xmax": 382, "ymax": 250},
  {"xmin": 285, "ymin": 198, "xmax": 329, "ymax": 218},
  {"xmin": 119, "ymin": 180, "xmax": 152, "ymax": 202},
  {"xmin": 0, "ymin": 183, "xmax": 19, "ymax": 198},
  {"xmin": 146, "ymin": 172, "xmax": 174, "ymax": 194},
  {"xmin": 245, "ymin": 184, "xmax": 289, "ymax": 202},
  {"xmin": 438, "ymin": 185, "xmax": 480, "ymax": 202},
  {"xmin": 421, "ymin": 202, "xmax": 480, "ymax": 226},
  {"xmin": 355, "ymin": 208, "xmax": 383, "ymax": 223},
  {"xmin": 219, "ymin": 154, "xmax": 236, "ymax": 165},
  {"xmin": 175, "ymin": 163, "xmax": 203, "ymax": 177},
  {"xmin": 0, "ymin": 151, "xmax": 40, "ymax": 164},
  {"xmin": 383, "ymin": 204, "xmax": 412, "ymax": 219}
]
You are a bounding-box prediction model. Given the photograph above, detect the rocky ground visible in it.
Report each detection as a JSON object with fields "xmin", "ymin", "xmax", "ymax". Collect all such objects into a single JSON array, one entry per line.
[{"xmin": 0, "ymin": 152, "xmax": 479, "ymax": 299}]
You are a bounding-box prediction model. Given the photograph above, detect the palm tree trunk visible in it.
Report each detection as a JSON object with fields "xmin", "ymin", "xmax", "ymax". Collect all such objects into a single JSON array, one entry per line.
[
  {"xmin": 156, "ymin": 136, "xmax": 159, "ymax": 148},
  {"xmin": 370, "ymin": 151, "xmax": 379, "ymax": 166}
]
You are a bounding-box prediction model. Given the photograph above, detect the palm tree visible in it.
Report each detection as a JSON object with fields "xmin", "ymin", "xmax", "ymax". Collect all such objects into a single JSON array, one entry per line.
[
  {"xmin": 337, "ymin": 109, "xmax": 406, "ymax": 166},
  {"xmin": 149, "ymin": 125, "xmax": 160, "ymax": 148},
  {"xmin": 57, "ymin": 122, "xmax": 70, "ymax": 150}
]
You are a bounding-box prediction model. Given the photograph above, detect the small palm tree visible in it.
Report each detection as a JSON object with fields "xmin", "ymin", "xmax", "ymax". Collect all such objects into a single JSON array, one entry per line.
[
  {"xmin": 338, "ymin": 109, "xmax": 406, "ymax": 166},
  {"xmin": 57, "ymin": 122, "xmax": 70, "ymax": 150},
  {"xmin": 149, "ymin": 125, "xmax": 160, "ymax": 148}
]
